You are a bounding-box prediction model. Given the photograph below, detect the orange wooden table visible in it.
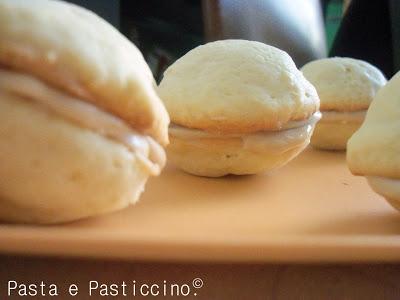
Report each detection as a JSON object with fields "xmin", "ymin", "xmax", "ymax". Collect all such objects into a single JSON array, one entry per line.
[{"xmin": 1, "ymin": 148, "xmax": 400, "ymax": 299}]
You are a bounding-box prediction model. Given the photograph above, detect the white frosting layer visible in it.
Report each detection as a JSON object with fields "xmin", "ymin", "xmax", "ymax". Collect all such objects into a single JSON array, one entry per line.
[
  {"xmin": 321, "ymin": 110, "xmax": 366, "ymax": 124},
  {"xmin": 169, "ymin": 112, "xmax": 321, "ymax": 153},
  {"xmin": 0, "ymin": 69, "xmax": 165, "ymax": 176}
]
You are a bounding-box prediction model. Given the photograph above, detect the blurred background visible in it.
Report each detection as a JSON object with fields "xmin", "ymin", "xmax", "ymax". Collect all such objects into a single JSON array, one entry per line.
[{"xmin": 67, "ymin": 0, "xmax": 398, "ymax": 81}]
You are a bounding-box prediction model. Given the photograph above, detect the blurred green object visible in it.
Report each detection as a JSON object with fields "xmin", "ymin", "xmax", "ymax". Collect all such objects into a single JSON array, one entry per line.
[{"xmin": 325, "ymin": 0, "xmax": 343, "ymax": 51}]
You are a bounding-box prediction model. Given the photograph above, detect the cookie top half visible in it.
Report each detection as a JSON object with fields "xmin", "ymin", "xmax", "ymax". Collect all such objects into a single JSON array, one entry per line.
[
  {"xmin": 0, "ymin": 0, "xmax": 169, "ymax": 145},
  {"xmin": 347, "ymin": 71, "xmax": 400, "ymax": 179},
  {"xmin": 158, "ymin": 40, "xmax": 319, "ymax": 134},
  {"xmin": 302, "ymin": 57, "xmax": 386, "ymax": 112}
]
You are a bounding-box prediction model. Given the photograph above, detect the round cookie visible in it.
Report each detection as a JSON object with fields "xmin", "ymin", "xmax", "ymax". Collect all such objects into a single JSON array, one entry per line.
[
  {"xmin": 0, "ymin": 0, "xmax": 169, "ymax": 223},
  {"xmin": 301, "ymin": 57, "xmax": 386, "ymax": 150},
  {"xmin": 159, "ymin": 40, "xmax": 320, "ymax": 177},
  {"xmin": 347, "ymin": 71, "xmax": 400, "ymax": 210}
]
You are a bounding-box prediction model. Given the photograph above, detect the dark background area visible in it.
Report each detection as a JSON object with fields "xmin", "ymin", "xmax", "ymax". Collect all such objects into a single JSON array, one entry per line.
[
  {"xmin": 120, "ymin": 0, "xmax": 204, "ymax": 82},
  {"xmin": 330, "ymin": 0, "xmax": 395, "ymax": 78},
  {"xmin": 65, "ymin": 0, "xmax": 398, "ymax": 80}
]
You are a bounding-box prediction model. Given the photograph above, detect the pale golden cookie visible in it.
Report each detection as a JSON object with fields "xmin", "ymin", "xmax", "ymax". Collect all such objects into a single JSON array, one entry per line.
[
  {"xmin": 159, "ymin": 40, "xmax": 320, "ymax": 176},
  {"xmin": 302, "ymin": 57, "xmax": 386, "ymax": 150},
  {"xmin": 347, "ymin": 71, "xmax": 400, "ymax": 210},
  {"xmin": 0, "ymin": 0, "xmax": 169, "ymax": 223}
]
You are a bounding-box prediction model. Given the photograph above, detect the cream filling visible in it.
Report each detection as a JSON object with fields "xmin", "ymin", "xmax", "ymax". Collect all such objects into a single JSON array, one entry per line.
[
  {"xmin": 169, "ymin": 112, "xmax": 321, "ymax": 153},
  {"xmin": 320, "ymin": 110, "xmax": 366, "ymax": 124},
  {"xmin": 367, "ymin": 176, "xmax": 400, "ymax": 200},
  {"xmin": 0, "ymin": 69, "xmax": 165, "ymax": 176}
]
